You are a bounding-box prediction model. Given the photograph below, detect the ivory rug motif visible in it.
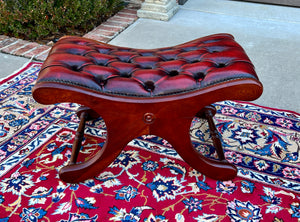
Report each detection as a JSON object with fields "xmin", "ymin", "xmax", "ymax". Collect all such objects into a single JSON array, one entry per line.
[{"xmin": 0, "ymin": 62, "xmax": 299, "ymax": 221}]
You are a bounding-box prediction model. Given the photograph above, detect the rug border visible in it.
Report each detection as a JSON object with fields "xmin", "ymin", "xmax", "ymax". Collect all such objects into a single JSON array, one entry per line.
[{"xmin": 232, "ymin": 100, "xmax": 300, "ymax": 116}]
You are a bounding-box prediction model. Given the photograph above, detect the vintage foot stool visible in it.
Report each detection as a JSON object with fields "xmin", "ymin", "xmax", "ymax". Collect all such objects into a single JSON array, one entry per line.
[{"xmin": 32, "ymin": 34, "xmax": 263, "ymax": 183}]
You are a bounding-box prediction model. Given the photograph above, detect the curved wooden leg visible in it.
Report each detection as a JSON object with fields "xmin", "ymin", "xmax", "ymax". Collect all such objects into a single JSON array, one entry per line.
[
  {"xmin": 69, "ymin": 106, "xmax": 101, "ymax": 165},
  {"xmin": 59, "ymin": 118, "xmax": 144, "ymax": 183},
  {"xmin": 196, "ymin": 105, "xmax": 225, "ymax": 161},
  {"xmin": 153, "ymin": 118, "xmax": 237, "ymax": 181},
  {"xmin": 69, "ymin": 111, "xmax": 88, "ymax": 164}
]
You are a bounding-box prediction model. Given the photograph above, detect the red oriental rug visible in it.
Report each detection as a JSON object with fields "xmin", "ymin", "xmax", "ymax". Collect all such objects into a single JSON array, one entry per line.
[{"xmin": 0, "ymin": 62, "xmax": 299, "ymax": 221}]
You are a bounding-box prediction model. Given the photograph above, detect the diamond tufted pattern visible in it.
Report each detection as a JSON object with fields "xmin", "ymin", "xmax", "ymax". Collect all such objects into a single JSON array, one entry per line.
[{"xmin": 37, "ymin": 34, "xmax": 259, "ymax": 97}]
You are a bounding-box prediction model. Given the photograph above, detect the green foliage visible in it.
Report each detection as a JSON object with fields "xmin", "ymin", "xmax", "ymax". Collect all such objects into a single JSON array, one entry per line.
[{"xmin": 0, "ymin": 0, "xmax": 124, "ymax": 40}]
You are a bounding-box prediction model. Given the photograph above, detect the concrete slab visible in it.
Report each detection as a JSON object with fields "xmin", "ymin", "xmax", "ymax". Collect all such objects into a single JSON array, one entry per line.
[
  {"xmin": 0, "ymin": 53, "xmax": 30, "ymax": 80},
  {"xmin": 184, "ymin": 0, "xmax": 300, "ymax": 22},
  {"xmin": 110, "ymin": 0, "xmax": 300, "ymax": 113}
]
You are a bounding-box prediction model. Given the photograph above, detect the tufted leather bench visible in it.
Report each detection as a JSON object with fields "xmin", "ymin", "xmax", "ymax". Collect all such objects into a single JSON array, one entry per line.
[{"xmin": 32, "ymin": 34, "xmax": 263, "ymax": 183}]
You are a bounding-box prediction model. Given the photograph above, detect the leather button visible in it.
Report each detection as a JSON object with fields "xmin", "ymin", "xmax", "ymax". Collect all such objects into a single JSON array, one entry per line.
[{"xmin": 144, "ymin": 80, "xmax": 155, "ymax": 92}]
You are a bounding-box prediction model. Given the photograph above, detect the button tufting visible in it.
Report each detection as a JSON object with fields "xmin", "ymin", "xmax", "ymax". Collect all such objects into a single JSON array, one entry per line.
[
  {"xmin": 70, "ymin": 65, "xmax": 80, "ymax": 71},
  {"xmin": 144, "ymin": 80, "xmax": 155, "ymax": 92},
  {"xmin": 169, "ymin": 70, "xmax": 180, "ymax": 77},
  {"xmin": 215, "ymin": 63, "xmax": 227, "ymax": 68},
  {"xmin": 132, "ymin": 56, "xmax": 161, "ymax": 69},
  {"xmin": 37, "ymin": 34, "xmax": 259, "ymax": 97},
  {"xmin": 191, "ymin": 59, "xmax": 200, "ymax": 63},
  {"xmin": 194, "ymin": 72, "xmax": 205, "ymax": 80},
  {"xmin": 108, "ymin": 62, "xmax": 138, "ymax": 78},
  {"xmin": 94, "ymin": 75, "xmax": 108, "ymax": 86},
  {"xmin": 88, "ymin": 53, "xmax": 116, "ymax": 66},
  {"xmin": 120, "ymin": 72, "xmax": 132, "ymax": 78}
]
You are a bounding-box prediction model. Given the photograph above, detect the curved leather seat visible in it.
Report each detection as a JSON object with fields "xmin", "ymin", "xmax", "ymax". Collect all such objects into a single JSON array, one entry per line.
[{"xmin": 33, "ymin": 34, "xmax": 263, "ymax": 183}]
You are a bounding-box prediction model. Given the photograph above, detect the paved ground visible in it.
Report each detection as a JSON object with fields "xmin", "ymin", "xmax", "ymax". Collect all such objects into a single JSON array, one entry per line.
[
  {"xmin": 110, "ymin": 0, "xmax": 300, "ymax": 113},
  {"xmin": 1, "ymin": 0, "xmax": 299, "ymax": 113},
  {"xmin": 0, "ymin": 53, "xmax": 30, "ymax": 79}
]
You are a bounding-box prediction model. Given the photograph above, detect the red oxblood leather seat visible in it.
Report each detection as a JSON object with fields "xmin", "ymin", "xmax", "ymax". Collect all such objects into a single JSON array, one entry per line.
[{"xmin": 32, "ymin": 34, "xmax": 263, "ymax": 183}]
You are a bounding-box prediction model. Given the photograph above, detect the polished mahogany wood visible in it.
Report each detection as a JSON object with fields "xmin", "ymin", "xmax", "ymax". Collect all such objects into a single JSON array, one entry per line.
[
  {"xmin": 33, "ymin": 81, "xmax": 261, "ymax": 183},
  {"xmin": 66, "ymin": 105, "xmax": 235, "ymax": 182},
  {"xmin": 69, "ymin": 111, "xmax": 87, "ymax": 164},
  {"xmin": 197, "ymin": 105, "xmax": 225, "ymax": 161},
  {"xmin": 32, "ymin": 34, "xmax": 263, "ymax": 183}
]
